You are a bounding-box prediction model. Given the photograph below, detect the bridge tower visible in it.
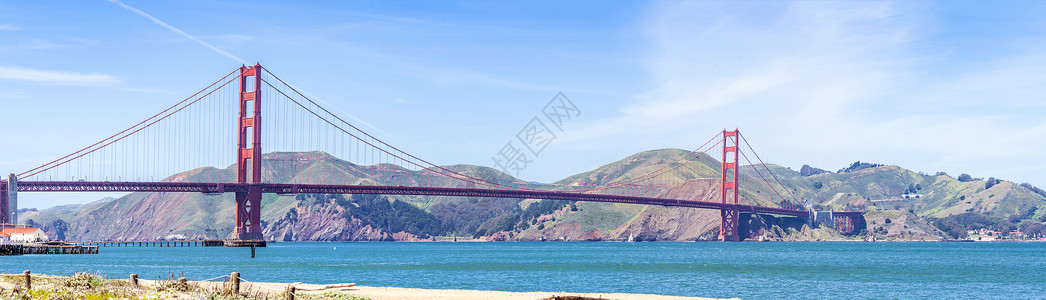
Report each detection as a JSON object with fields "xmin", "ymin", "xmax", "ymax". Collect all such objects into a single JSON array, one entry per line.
[
  {"xmin": 234, "ymin": 64, "xmax": 263, "ymax": 241},
  {"xmin": 720, "ymin": 129, "xmax": 740, "ymax": 241}
]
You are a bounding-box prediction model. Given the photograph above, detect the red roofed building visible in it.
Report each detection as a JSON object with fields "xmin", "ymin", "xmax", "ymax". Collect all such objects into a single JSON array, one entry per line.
[{"xmin": 2, "ymin": 227, "xmax": 47, "ymax": 243}]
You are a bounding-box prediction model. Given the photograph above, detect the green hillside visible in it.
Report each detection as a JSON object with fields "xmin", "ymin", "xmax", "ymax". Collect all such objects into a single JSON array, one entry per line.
[
  {"xmin": 763, "ymin": 163, "xmax": 1046, "ymax": 240},
  {"xmin": 20, "ymin": 150, "xmax": 1046, "ymax": 242}
]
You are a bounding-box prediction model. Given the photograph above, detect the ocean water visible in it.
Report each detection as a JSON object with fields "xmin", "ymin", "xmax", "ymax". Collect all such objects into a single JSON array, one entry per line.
[{"xmin": 1, "ymin": 241, "xmax": 1043, "ymax": 299}]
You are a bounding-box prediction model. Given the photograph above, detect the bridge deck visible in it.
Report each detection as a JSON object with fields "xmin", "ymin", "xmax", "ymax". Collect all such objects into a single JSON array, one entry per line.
[{"xmin": 13, "ymin": 181, "xmax": 816, "ymax": 217}]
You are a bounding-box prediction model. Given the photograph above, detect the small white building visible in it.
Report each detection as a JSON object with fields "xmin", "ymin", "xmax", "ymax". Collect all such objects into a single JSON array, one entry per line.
[{"xmin": 3, "ymin": 228, "xmax": 48, "ymax": 243}]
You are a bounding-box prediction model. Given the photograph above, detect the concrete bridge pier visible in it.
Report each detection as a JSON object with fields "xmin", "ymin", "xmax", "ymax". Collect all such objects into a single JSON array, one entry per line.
[{"xmin": 719, "ymin": 209, "xmax": 741, "ymax": 242}]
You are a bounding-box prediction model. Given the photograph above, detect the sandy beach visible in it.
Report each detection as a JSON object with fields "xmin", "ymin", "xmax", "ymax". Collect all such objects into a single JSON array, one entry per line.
[
  {"xmin": 0, "ymin": 273, "xmax": 730, "ymax": 300},
  {"xmin": 283, "ymin": 284, "xmax": 726, "ymax": 300},
  {"xmin": 286, "ymin": 284, "xmax": 726, "ymax": 300},
  {"xmin": 201, "ymin": 280, "xmax": 730, "ymax": 300}
]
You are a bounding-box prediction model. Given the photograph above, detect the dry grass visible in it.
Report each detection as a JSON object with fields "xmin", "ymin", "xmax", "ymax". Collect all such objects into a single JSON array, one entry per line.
[{"xmin": 0, "ymin": 272, "xmax": 369, "ymax": 300}]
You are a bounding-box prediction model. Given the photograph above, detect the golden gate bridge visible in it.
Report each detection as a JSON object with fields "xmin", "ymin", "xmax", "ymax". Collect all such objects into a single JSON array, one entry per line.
[{"xmin": 0, "ymin": 64, "xmax": 863, "ymax": 244}]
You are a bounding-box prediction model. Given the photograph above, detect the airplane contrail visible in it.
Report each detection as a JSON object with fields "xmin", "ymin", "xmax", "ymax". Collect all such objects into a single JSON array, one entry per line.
[
  {"xmin": 107, "ymin": 0, "xmax": 248, "ymax": 64},
  {"xmin": 107, "ymin": 0, "xmax": 400, "ymax": 143}
]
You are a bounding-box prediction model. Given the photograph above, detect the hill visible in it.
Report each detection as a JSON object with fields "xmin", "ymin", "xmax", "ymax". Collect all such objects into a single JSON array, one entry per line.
[
  {"xmin": 772, "ymin": 163, "xmax": 1046, "ymax": 240},
  {"xmin": 20, "ymin": 150, "xmax": 1046, "ymax": 242}
]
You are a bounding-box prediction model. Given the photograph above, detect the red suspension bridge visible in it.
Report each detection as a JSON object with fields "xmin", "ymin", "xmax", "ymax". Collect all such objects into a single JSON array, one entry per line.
[{"xmin": 0, "ymin": 64, "xmax": 863, "ymax": 244}]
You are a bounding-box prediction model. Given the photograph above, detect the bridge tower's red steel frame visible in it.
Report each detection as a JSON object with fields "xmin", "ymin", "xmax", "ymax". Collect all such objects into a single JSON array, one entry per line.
[
  {"xmin": 720, "ymin": 129, "xmax": 741, "ymax": 241},
  {"xmin": 234, "ymin": 64, "xmax": 264, "ymax": 240}
]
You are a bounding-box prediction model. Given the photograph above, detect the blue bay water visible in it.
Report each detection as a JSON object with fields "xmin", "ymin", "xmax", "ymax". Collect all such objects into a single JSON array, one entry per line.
[{"xmin": 1, "ymin": 241, "xmax": 1043, "ymax": 299}]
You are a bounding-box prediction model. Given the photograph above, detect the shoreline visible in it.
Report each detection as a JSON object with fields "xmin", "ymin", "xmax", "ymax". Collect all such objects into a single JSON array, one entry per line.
[
  {"xmin": 250, "ymin": 238, "xmax": 1046, "ymax": 243},
  {"xmin": 0, "ymin": 272, "xmax": 730, "ymax": 300},
  {"xmin": 59, "ymin": 238, "xmax": 1046, "ymax": 245},
  {"xmin": 286, "ymin": 284, "xmax": 728, "ymax": 300}
]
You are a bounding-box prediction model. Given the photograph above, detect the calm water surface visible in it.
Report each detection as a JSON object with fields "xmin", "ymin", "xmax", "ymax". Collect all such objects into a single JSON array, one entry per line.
[{"xmin": 1, "ymin": 242, "xmax": 1043, "ymax": 299}]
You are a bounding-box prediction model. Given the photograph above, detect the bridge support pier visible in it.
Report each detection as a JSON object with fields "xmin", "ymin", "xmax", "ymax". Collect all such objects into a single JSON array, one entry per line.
[
  {"xmin": 720, "ymin": 209, "xmax": 740, "ymax": 241},
  {"xmin": 233, "ymin": 188, "xmax": 263, "ymax": 241}
]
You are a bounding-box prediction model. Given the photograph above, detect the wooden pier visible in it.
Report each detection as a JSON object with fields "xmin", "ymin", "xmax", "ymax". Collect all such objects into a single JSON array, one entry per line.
[
  {"xmin": 70, "ymin": 240, "xmax": 266, "ymax": 247},
  {"xmin": 70, "ymin": 240, "xmax": 225, "ymax": 247},
  {"xmin": 0, "ymin": 239, "xmax": 269, "ymax": 256},
  {"xmin": 25, "ymin": 244, "xmax": 98, "ymax": 254},
  {"xmin": 0, "ymin": 244, "xmax": 98, "ymax": 255},
  {"xmin": 222, "ymin": 239, "xmax": 266, "ymax": 247}
]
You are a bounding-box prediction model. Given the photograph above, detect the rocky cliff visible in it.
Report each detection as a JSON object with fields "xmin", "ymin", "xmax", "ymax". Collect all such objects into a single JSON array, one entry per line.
[{"xmin": 21, "ymin": 150, "xmax": 1046, "ymax": 242}]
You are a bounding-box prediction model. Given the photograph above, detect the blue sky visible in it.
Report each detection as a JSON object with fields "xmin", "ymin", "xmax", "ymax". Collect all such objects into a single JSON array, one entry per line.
[{"xmin": 2, "ymin": 1, "xmax": 1046, "ymax": 209}]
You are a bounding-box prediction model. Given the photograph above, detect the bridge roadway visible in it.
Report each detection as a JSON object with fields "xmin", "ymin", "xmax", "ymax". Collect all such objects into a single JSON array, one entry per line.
[{"xmin": 14, "ymin": 181, "xmax": 811, "ymax": 217}]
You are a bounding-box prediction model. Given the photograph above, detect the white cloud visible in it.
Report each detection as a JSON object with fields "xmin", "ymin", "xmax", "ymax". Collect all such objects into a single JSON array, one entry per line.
[
  {"xmin": 0, "ymin": 66, "xmax": 121, "ymax": 86},
  {"xmin": 0, "ymin": 39, "xmax": 99, "ymax": 51},
  {"xmin": 554, "ymin": 1, "xmax": 1046, "ymax": 185},
  {"xmin": 0, "ymin": 91, "xmax": 26, "ymax": 99},
  {"xmin": 119, "ymin": 87, "xmax": 170, "ymax": 93},
  {"xmin": 562, "ymin": 1, "xmax": 915, "ymax": 144},
  {"xmin": 0, "ymin": 24, "xmax": 18, "ymax": 31},
  {"xmin": 18, "ymin": 40, "xmax": 64, "ymax": 50}
]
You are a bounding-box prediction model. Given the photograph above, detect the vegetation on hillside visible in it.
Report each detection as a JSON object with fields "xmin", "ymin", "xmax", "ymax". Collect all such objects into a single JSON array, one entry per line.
[
  {"xmin": 295, "ymin": 193, "xmax": 445, "ymax": 238},
  {"xmin": 931, "ymin": 205, "xmax": 1044, "ymax": 239},
  {"xmin": 21, "ymin": 150, "xmax": 1046, "ymax": 242},
  {"xmin": 799, "ymin": 165, "xmax": 830, "ymax": 176},
  {"xmin": 429, "ymin": 198, "xmax": 521, "ymax": 235},
  {"xmin": 837, "ymin": 161, "xmax": 883, "ymax": 173},
  {"xmin": 473, "ymin": 199, "xmax": 569, "ymax": 237}
]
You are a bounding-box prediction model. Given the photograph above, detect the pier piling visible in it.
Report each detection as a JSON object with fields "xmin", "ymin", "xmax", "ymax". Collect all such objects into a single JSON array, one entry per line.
[
  {"xmin": 230, "ymin": 272, "xmax": 240, "ymax": 295},
  {"xmin": 23, "ymin": 270, "xmax": 30, "ymax": 291}
]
